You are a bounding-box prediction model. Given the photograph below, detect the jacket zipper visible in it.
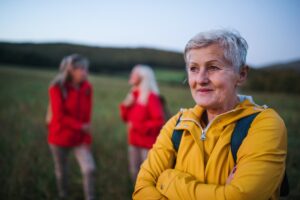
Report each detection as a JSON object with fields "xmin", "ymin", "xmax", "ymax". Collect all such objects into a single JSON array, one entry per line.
[
  {"xmin": 77, "ymin": 88, "xmax": 81, "ymax": 121},
  {"xmin": 181, "ymin": 108, "xmax": 240, "ymax": 141}
]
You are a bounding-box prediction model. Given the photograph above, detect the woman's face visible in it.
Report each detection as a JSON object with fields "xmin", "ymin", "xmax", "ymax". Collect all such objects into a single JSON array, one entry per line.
[
  {"xmin": 129, "ymin": 68, "xmax": 141, "ymax": 86},
  {"xmin": 69, "ymin": 66, "xmax": 88, "ymax": 84},
  {"xmin": 186, "ymin": 44, "xmax": 246, "ymax": 112}
]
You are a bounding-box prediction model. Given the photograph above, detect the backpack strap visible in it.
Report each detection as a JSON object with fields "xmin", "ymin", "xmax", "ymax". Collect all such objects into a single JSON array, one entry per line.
[
  {"xmin": 171, "ymin": 111, "xmax": 289, "ymax": 197},
  {"xmin": 231, "ymin": 112, "xmax": 260, "ymax": 163},
  {"xmin": 171, "ymin": 114, "xmax": 183, "ymax": 152},
  {"xmin": 280, "ymin": 171, "xmax": 289, "ymax": 196},
  {"xmin": 231, "ymin": 112, "xmax": 289, "ymax": 197},
  {"xmin": 172, "ymin": 112, "xmax": 260, "ymax": 155}
]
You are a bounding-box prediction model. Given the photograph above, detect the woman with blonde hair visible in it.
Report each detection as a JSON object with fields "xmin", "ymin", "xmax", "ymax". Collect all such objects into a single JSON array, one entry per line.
[
  {"xmin": 119, "ymin": 64, "xmax": 165, "ymax": 183},
  {"xmin": 47, "ymin": 54, "xmax": 96, "ymax": 200}
]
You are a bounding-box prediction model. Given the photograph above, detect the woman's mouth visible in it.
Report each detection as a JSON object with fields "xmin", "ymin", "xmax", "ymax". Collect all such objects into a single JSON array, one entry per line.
[{"xmin": 196, "ymin": 88, "xmax": 213, "ymax": 93}]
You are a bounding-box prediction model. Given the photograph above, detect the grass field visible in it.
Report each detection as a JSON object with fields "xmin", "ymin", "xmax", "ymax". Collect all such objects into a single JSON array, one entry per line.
[{"xmin": 0, "ymin": 65, "xmax": 299, "ymax": 199}]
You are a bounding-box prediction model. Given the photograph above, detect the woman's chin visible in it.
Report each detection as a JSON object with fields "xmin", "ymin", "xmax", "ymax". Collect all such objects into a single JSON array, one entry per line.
[
  {"xmin": 197, "ymin": 104, "xmax": 210, "ymax": 109},
  {"xmin": 193, "ymin": 95, "xmax": 214, "ymax": 107}
]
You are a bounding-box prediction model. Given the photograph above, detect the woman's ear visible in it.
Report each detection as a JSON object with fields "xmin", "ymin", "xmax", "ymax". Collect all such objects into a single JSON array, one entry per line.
[{"xmin": 236, "ymin": 65, "xmax": 249, "ymax": 86}]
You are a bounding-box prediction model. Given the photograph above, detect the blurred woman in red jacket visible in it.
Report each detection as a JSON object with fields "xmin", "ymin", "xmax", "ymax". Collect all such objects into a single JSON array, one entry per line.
[
  {"xmin": 120, "ymin": 64, "xmax": 165, "ymax": 183},
  {"xmin": 47, "ymin": 54, "xmax": 96, "ymax": 200}
]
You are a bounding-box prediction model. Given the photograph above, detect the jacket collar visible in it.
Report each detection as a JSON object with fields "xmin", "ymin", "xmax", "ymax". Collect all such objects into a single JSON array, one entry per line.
[
  {"xmin": 176, "ymin": 99, "xmax": 266, "ymax": 130},
  {"xmin": 65, "ymin": 80, "xmax": 89, "ymax": 90}
]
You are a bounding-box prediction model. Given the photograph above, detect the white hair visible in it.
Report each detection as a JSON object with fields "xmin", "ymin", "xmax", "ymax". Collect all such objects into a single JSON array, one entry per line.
[
  {"xmin": 133, "ymin": 64, "xmax": 159, "ymax": 103},
  {"xmin": 184, "ymin": 29, "xmax": 248, "ymax": 71}
]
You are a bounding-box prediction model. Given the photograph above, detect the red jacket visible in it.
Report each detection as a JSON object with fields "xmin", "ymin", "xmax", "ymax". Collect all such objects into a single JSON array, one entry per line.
[
  {"xmin": 120, "ymin": 90, "xmax": 165, "ymax": 149},
  {"xmin": 48, "ymin": 81, "xmax": 92, "ymax": 147}
]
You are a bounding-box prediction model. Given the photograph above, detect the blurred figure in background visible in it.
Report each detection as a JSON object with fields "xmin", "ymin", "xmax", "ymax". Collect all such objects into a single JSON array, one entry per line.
[
  {"xmin": 46, "ymin": 54, "xmax": 96, "ymax": 200},
  {"xmin": 119, "ymin": 64, "xmax": 165, "ymax": 183}
]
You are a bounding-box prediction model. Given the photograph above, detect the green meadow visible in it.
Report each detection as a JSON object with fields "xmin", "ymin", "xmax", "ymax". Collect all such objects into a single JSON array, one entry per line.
[{"xmin": 0, "ymin": 65, "xmax": 299, "ymax": 199}]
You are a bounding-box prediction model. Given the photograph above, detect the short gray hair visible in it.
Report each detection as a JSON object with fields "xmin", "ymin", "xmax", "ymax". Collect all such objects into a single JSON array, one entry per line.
[
  {"xmin": 59, "ymin": 54, "xmax": 89, "ymax": 72},
  {"xmin": 50, "ymin": 54, "xmax": 89, "ymax": 97},
  {"xmin": 184, "ymin": 29, "xmax": 248, "ymax": 71}
]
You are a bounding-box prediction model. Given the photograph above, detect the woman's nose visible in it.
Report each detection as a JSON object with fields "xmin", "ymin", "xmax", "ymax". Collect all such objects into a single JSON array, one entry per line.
[{"xmin": 196, "ymin": 68, "xmax": 209, "ymax": 85}]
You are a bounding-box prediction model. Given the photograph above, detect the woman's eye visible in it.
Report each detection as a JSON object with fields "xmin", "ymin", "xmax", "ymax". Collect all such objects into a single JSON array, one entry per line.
[
  {"xmin": 189, "ymin": 66, "xmax": 198, "ymax": 73},
  {"xmin": 208, "ymin": 65, "xmax": 220, "ymax": 71}
]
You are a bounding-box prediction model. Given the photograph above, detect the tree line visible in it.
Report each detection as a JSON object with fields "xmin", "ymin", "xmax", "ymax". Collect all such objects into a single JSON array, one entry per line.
[
  {"xmin": 0, "ymin": 42, "xmax": 299, "ymax": 94},
  {"xmin": 0, "ymin": 42, "xmax": 185, "ymax": 73}
]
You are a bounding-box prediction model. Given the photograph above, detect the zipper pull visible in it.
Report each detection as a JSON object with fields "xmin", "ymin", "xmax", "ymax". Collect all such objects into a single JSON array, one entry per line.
[{"xmin": 201, "ymin": 130, "xmax": 206, "ymax": 141}]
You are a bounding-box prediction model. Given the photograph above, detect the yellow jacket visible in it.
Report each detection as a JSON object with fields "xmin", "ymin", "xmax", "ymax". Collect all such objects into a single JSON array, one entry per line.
[{"xmin": 133, "ymin": 100, "xmax": 287, "ymax": 200}]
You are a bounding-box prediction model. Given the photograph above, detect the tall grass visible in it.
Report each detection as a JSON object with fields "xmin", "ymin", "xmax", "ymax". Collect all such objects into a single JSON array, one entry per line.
[{"xmin": 0, "ymin": 65, "xmax": 299, "ymax": 199}]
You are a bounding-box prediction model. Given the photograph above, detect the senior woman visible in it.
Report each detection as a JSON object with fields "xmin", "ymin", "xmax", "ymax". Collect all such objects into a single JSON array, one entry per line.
[
  {"xmin": 47, "ymin": 54, "xmax": 96, "ymax": 200},
  {"xmin": 133, "ymin": 29, "xmax": 287, "ymax": 200}
]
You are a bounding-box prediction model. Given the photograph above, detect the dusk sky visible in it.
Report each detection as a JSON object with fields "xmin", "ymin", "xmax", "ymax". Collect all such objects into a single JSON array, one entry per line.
[{"xmin": 1, "ymin": 0, "xmax": 300, "ymax": 67}]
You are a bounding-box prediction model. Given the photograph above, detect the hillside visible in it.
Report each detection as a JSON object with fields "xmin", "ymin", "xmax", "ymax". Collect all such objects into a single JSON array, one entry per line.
[
  {"xmin": 0, "ymin": 41, "xmax": 299, "ymax": 93},
  {"xmin": 261, "ymin": 60, "xmax": 300, "ymax": 71},
  {"xmin": 244, "ymin": 60, "xmax": 300, "ymax": 94},
  {"xmin": 0, "ymin": 42, "xmax": 185, "ymax": 72}
]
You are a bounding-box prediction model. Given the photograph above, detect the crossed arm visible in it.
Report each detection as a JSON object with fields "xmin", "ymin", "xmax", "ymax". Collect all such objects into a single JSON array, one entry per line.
[{"xmin": 133, "ymin": 110, "xmax": 287, "ymax": 200}]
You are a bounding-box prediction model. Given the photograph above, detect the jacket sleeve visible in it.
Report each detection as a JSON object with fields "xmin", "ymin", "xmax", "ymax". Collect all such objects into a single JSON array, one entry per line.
[
  {"xmin": 135, "ymin": 94, "xmax": 165, "ymax": 135},
  {"xmin": 146, "ymin": 94, "xmax": 165, "ymax": 131},
  {"xmin": 49, "ymin": 86, "xmax": 83, "ymax": 130},
  {"xmin": 119, "ymin": 103, "xmax": 132, "ymax": 122},
  {"xmin": 133, "ymin": 114, "xmax": 179, "ymax": 200},
  {"xmin": 153, "ymin": 109, "xmax": 287, "ymax": 200},
  {"xmin": 86, "ymin": 85, "xmax": 93, "ymax": 123}
]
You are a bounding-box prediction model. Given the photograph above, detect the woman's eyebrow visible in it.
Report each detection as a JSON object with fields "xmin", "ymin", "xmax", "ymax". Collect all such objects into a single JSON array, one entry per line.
[
  {"xmin": 186, "ymin": 61, "xmax": 199, "ymax": 66},
  {"xmin": 206, "ymin": 59, "xmax": 222, "ymax": 64},
  {"xmin": 187, "ymin": 59, "xmax": 225, "ymax": 66}
]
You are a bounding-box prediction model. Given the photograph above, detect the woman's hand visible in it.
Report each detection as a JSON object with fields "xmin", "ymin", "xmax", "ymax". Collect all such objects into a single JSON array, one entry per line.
[
  {"xmin": 123, "ymin": 92, "xmax": 134, "ymax": 107},
  {"xmin": 82, "ymin": 123, "xmax": 91, "ymax": 132},
  {"xmin": 127, "ymin": 122, "xmax": 132, "ymax": 130},
  {"xmin": 226, "ymin": 165, "xmax": 237, "ymax": 184}
]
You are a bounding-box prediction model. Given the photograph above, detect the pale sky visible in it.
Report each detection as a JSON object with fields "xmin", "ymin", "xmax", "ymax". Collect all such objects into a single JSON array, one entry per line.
[{"xmin": 1, "ymin": 0, "xmax": 300, "ymax": 67}]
